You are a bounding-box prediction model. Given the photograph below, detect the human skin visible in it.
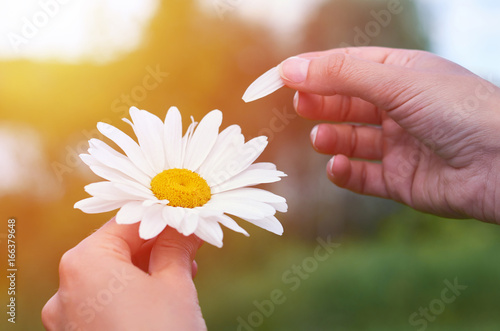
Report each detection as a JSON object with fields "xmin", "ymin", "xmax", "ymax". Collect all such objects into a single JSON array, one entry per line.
[
  {"xmin": 41, "ymin": 218, "xmax": 207, "ymax": 331},
  {"xmin": 279, "ymin": 47, "xmax": 500, "ymax": 223}
]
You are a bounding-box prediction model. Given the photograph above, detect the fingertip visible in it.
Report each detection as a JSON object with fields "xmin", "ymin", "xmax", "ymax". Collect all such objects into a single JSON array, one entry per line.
[
  {"xmin": 311, "ymin": 124, "xmax": 337, "ymax": 154},
  {"xmin": 294, "ymin": 92, "xmax": 325, "ymax": 120},
  {"xmin": 327, "ymin": 154, "xmax": 351, "ymax": 187}
]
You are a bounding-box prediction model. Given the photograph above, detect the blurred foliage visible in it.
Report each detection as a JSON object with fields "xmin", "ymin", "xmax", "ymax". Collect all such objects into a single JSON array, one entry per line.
[
  {"xmin": 0, "ymin": 0, "xmax": 498, "ymax": 330},
  {"xmin": 198, "ymin": 208, "xmax": 500, "ymax": 330}
]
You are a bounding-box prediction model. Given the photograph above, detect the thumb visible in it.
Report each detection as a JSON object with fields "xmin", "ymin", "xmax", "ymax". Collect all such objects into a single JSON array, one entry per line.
[
  {"xmin": 279, "ymin": 52, "xmax": 430, "ymax": 116},
  {"xmin": 148, "ymin": 226, "xmax": 202, "ymax": 279}
]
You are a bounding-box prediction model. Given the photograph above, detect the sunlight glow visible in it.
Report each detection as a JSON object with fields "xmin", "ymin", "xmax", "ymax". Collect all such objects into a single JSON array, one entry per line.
[
  {"xmin": 0, "ymin": 0, "xmax": 159, "ymax": 63},
  {"xmin": 197, "ymin": 0, "xmax": 326, "ymax": 42}
]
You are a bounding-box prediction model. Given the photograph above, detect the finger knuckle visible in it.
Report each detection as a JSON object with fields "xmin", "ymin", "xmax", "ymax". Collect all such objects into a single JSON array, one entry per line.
[
  {"xmin": 58, "ymin": 248, "xmax": 81, "ymax": 279},
  {"xmin": 325, "ymin": 53, "xmax": 349, "ymax": 79}
]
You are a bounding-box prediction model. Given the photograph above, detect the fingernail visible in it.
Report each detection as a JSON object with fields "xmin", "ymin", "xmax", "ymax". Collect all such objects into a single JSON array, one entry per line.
[
  {"xmin": 293, "ymin": 91, "xmax": 299, "ymax": 110},
  {"xmin": 280, "ymin": 57, "xmax": 310, "ymax": 83},
  {"xmin": 310, "ymin": 125, "xmax": 319, "ymax": 146},
  {"xmin": 327, "ymin": 156, "xmax": 336, "ymax": 173}
]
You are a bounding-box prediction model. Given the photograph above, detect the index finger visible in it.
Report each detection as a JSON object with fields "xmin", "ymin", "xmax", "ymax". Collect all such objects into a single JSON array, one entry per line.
[
  {"xmin": 296, "ymin": 47, "xmax": 407, "ymax": 66},
  {"xmin": 296, "ymin": 46, "xmax": 430, "ymax": 68},
  {"xmin": 279, "ymin": 49, "xmax": 428, "ymax": 112}
]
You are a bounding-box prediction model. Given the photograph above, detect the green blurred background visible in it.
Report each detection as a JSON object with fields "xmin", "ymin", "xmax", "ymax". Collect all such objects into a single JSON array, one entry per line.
[{"xmin": 1, "ymin": 0, "xmax": 499, "ymax": 330}]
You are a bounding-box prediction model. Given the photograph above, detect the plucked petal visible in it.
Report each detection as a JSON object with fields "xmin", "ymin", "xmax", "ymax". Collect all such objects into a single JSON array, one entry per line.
[
  {"xmin": 116, "ymin": 201, "xmax": 145, "ymax": 224},
  {"xmin": 242, "ymin": 65, "xmax": 285, "ymax": 103},
  {"xmin": 74, "ymin": 197, "xmax": 124, "ymax": 214},
  {"xmin": 183, "ymin": 110, "xmax": 222, "ymax": 171}
]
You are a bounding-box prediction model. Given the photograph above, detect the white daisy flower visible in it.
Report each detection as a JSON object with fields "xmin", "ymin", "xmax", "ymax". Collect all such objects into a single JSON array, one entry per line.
[{"xmin": 75, "ymin": 106, "xmax": 287, "ymax": 247}]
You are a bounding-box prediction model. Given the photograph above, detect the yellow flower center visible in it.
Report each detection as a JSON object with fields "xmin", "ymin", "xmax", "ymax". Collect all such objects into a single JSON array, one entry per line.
[{"xmin": 150, "ymin": 168, "xmax": 211, "ymax": 208}]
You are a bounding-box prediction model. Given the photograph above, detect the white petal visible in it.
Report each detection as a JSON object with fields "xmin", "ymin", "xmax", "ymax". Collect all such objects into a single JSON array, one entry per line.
[
  {"xmin": 74, "ymin": 197, "xmax": 124, "ymax": 214},
  {"xmin": 88, "ymin": 138, "xmax": 130, "ymax": 160},
  {"xmin": 178, "ymin": 210, "xmax": 199, "ymax": 236},
  {"xmin": 128, "ymin": 107, "xmax": 165, "ymax": 173},
  {"xmin": 242, "ymin": 66, "xmax": 284, "ymax": 103},
  {"xmin": 213, "ymin": 188, "xmax": 286, "ymax": 204},
  {"xmin": 114, "ymin": 181, "xmax": 155, "ymax": 197},
  {"xmin": 195, "ymin": 207, "xmax": 224, "ymax": 218},
  {"xmin": 86, "ymin": 163, "xmax": 144, "ymax": 188},
  {"xmin": 204, "ymin": 136, "xmax": 268, "ymax": 187},
  {"xmin": 162, "ymin": 206, "xmax": 185, "ymax": 229},
  {"xmin": 270, "ymin": 202, "xmax": 288, "ymax": 213},
  {"xmin": 116, "ymin": 201, "xmax": 145, "ymax": 224},
  {"xmin": 244, "ymin": 216, "xmax": 284, "ymax": 235},
  {"xmin": 205, "ymin": 197, "xmax": 276, "ymax": 219},
  {"xmin": 183, "ymin": 110, "xmax": 222, "ymax": 171},
  {"xmin": 97, "ymin": 122, "xmax": 155, "ymax": 177},
  {"xmin": 198, "ymin": 124, "xmax": 243, "ymax": 184},
  {"xmin": 212, "ymin": 214, "xmax": 249, "ymax": 236},
  {"xmin": 194, "ymin": 219, "xmax": 223, "ymax": 248},
  {"xmin": 82, "ymin": 154, "xmax": 145, "ymax": 191},
  {"xmin": 88, "ymin": 139, "xmax": 151, "ymax": 186},
  {"xmin": 80, "ymin": 153, "xmax": 99, "ymax": 167},
  {"xmin": 180, "ymin": 118, "xmax": 198, "ymax": 167},
  {"xmin": 84, "ymin": 181, "xmax": 154, "ymax": 201},
  {"xmin": 163, "ymin": 107, "xmax": 183, "ymax": 169},
  {"xmin": 142, "ymin": 199, "xmax": 160, "ymax": 207},
  {"xmin": 211, "ymin": 168, "xmax": 286, "ymax": 194},
  {"xmin": 247, "ymin": 162, "xmax": 277, "ymax": 171},
  {"xmin": 82, "ymin": 153, "xmax": 140, "ymax": 185},
  {"xmin": 139, "ymin": 205, "xmax": 167, "ymax": 239},
  {"xmin": 230, "ymin": 136, "xmax": 268, "ymax": 172}
]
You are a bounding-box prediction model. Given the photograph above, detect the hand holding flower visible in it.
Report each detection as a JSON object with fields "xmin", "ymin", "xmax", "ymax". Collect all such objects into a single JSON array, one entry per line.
[{"xmin": 42, "ymin": 218, "xmax": 206, "ymax": 330}]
